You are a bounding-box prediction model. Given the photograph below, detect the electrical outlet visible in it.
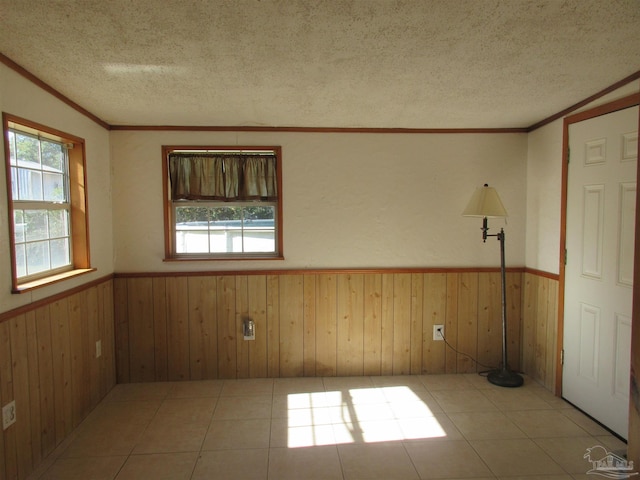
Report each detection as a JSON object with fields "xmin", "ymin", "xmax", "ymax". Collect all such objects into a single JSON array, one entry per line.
[
  {"xmin": 433, "ymin": 324, "xmax": 444, "ymax": 341},
  {"xmin": 243, "ymin": 318, "xmax": 255, "ymax": 341},
  {"xmin": 2, "ymin": 401, "xmax": 16, "ymax": 430},
  {"xmin": 96, "ymin": 339, "xmax": 102, "ymax": 358}
]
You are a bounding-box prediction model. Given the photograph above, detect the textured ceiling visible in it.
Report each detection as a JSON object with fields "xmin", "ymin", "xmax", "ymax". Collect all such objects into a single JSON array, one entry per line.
[{"xmin": 1, "ymin": 0, "xmax": 639, "ymax": 129}]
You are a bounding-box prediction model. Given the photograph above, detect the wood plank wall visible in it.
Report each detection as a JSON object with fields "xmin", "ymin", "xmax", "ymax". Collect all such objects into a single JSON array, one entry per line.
[
  {"xmin": 521, "ymin": 271, "xmax": 560, "ymax": 391},
  {"xmin": 114, "ymin": 270, "xmax": 526, "ymax": 382},
  {"xmin": 0, "ymin": 278, "xmax": 116, "ymax": 480}
]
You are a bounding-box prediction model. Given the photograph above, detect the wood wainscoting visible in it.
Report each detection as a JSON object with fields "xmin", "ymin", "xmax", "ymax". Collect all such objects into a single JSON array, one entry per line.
[
  {"xmin": 0, "ymin": 277, "xmax": 116, "ymax": 480},
  {"xmin": 521, "ymin": 270, "xmax": 560, "ymax": 392},
  {"xmin": 113, "ymin": 269, "xmax": 527, "ymax": 383}
]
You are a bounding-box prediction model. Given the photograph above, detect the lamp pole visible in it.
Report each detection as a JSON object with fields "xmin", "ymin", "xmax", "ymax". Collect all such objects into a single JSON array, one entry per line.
[
  {"xmin": 498, "ymin": 228, "xmax": 508, "ymax": 378},
  {"xmin": 483, "ymin": 224, "xmax": 523, "ymax": 387}
]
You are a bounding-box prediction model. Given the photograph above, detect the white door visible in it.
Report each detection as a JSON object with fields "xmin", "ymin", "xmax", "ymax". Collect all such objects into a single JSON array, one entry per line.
[{"xmin": 563, "ymin": 105, "xmax": 638, "ymax": 439}]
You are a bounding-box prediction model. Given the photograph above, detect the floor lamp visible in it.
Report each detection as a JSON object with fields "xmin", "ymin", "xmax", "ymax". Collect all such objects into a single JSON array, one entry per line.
[{"xmin": 463, "ymin": 184, "xmax": 523, "ymax": 388}]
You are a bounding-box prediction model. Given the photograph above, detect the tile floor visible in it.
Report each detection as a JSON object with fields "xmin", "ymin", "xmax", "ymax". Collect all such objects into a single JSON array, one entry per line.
[{"xmin": 28, "ymin": 373, "xmax": 628, "ymax": 480}]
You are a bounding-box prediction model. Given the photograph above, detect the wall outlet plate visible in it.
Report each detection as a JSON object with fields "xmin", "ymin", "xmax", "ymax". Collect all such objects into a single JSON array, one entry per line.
[
  {"xmin": 243, "ymin": 319, "xmax": 255, "ymax": 340},
  {"xmin": 433, "ymin": 325, "xmax": 444, "ymax": 341},
  {"xmin": 2, "ymin": 400, "xmax": 16, "ymax": 430}
]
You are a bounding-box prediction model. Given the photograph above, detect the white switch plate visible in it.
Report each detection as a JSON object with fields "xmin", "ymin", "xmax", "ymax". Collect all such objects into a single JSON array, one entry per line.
[
  {"xmin": 2, "ymin": 400, "xmax": 16, "ymax": 430},
  {"xmin": 96, "ymin": 339, "xmax": 102, "ymax": 358},
  {"xmin": 433, "ymin": 324, "xmax": 444, "ymax": 341}
]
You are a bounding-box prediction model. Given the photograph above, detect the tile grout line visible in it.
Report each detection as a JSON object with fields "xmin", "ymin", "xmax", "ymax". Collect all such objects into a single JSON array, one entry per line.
[
  {"xmin": 267, "ymin": 378, "xmax": 274, "ymax": 480},
  {"xmin": 441, "ymin": 378, "xmax": 498, "ymax": 480},
  {"xmin": 27, "ymin": 375, "xmax": 626, "ymax": 480},
  {"xmin": 458, "ymin": 381, "xmax": 575, "ymax": 478}
]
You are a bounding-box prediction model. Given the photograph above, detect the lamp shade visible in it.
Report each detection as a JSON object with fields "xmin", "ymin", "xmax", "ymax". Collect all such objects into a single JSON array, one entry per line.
[{"xmin": 462, "ymin": 184, "xmax": 508, "ymax": 218}]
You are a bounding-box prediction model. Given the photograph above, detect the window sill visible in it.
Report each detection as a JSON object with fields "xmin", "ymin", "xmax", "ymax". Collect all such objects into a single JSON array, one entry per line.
[
  {"xmin": 13, "ymin": 268, "xmax": 97, "ymax": 294},
  {"xmin": 163, "ymin": 255, "xmax": 285, "ymax": 262}
]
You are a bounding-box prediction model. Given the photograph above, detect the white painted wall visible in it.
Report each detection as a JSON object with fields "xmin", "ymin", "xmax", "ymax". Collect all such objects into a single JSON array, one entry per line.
[
  {"xmin": 111, "ymin": 130, "xmax": 527, "ymax": 272},
  {"xmin": 0, "ymin": 64, "xmax": 114, "ymax": 314},
  {"xmin": 525, "ymin": 119, "xmax": 564, "ymax": 274},
  {"xmin": 2, "ymin": 58, "xmax": 636, "ymax": 316},
  {"xmin": 525, "ymin": 80, "xmax": 640, "ymax": 275}
]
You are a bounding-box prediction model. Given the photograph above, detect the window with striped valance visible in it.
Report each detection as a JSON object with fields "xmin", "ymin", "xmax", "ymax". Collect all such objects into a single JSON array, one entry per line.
[{"xmin": 163, "ymin": 146, "xmax": 283, "ymax": 260}]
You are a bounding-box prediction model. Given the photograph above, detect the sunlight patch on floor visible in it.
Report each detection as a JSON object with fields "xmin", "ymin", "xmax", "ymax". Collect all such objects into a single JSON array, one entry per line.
[{"xmin": 286, "ymin": 386, "xmax": 446, "ymax": 448}]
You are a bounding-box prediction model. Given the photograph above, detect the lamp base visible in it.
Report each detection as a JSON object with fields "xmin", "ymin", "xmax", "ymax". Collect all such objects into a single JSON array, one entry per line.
[{"xmin": 487, "ymin": 369, "xmax": 524, "ymax": 388}]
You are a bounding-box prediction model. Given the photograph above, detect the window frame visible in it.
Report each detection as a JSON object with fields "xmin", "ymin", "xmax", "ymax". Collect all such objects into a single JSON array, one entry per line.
[
  {"xmin": 3, "ymin": 113, "xmax": 93, "ymax": 293},
  {"xmin": 162, "ymin": 145, "xmax": 284, "ymax": 261}
]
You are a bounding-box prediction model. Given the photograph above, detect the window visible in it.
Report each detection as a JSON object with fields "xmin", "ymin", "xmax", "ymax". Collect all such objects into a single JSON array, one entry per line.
[
  {"xmin": 163, "ymin": 146, "xmax": 283, "ymax": 260},
  {"xmin": 3, "ymin": 113, "xmax": 92, "ymax": 292}
]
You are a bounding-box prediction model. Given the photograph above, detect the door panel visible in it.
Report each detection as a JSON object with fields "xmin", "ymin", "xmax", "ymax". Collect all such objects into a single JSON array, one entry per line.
[
  {"xmin": 614, "ymin": 314, "xmax": 632, "ymax": 398},
  {"xmin": 619, "ymin": 182, "xmax": 637, "ymax": 286},
  {"xmin": 577, "ymin": 303, "xmax": 599, "ymax": 382},
  {"xmin": 564, "ymin": 106, "xmax": 638, "ymax": 439},
  {"xmin": 581, "ymin": 184, "xmax": 604, "ymax": 279}
]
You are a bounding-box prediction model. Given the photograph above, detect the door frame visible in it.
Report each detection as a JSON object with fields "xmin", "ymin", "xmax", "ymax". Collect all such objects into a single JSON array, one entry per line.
[{"xmin": 557, "ymin": 92, "xmax": 640, "ymax": 398}]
